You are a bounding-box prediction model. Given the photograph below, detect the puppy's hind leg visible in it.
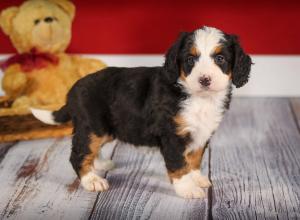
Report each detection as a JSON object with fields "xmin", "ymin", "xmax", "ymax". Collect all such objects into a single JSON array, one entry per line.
[{"xmin": 70, "ymin": 129, "xmax": 113, "ymax": 192}]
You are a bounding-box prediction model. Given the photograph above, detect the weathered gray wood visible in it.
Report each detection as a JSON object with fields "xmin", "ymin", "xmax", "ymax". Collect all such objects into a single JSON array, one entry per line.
[
  {"xmin": 210, "ymin": 98, "xmax": 300, "ymax": 219},
  {"xmin": 90, "ymin": 142, "xmax": 209, "ymax": 220},
  {"xmin": 1, "ymin": 98, "xmax": 300, "ymax": 220},
  {"xmin": 290, "ymin": 98, "xmax": 300, "ymax": 131},
  {"xmin": 0, "ymin": 142, "xmax": 16, "ymax": 164},
  {"xmin": 0, "ymin": 137, "xmax": 116, "ymax": 220}
]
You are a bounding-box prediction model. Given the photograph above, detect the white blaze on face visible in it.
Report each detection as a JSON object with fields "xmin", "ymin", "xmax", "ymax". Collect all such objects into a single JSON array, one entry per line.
[{"xmin": 183, "ymin": 26, "xmax": 230, "ymax": 94}]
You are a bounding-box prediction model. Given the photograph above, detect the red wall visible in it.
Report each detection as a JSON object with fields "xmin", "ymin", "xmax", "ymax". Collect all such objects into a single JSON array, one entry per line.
[{"xmin": 0, "ymin": 0, "xmax": 299, "ymax": 54}]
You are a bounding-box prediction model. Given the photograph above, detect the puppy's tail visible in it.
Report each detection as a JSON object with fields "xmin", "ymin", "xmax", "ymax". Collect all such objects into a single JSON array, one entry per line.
[{"xmin": 30, "ymin": 105, "xmax": 71, "ymax": 125}]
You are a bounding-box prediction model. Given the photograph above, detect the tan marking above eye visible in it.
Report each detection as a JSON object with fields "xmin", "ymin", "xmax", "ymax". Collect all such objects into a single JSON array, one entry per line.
[
  {"xmin": 190, "ymin": 46, "xmax": 200, "ymax": 56},
  {"xmin": 213, "ymin": 45, "xmax": 223, "ymax": 54}
]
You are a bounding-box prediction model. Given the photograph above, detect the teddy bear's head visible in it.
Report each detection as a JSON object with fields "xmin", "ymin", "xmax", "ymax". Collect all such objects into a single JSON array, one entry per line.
[{"xmin": 0, "ymin": 0, "xmax": 75, "ymax": 54}]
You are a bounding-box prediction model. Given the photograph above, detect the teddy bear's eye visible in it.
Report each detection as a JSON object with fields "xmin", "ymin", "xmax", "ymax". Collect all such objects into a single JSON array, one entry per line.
[{"xmin": 34, "ymin": 19, "xmax": 40, "ymax": 25}]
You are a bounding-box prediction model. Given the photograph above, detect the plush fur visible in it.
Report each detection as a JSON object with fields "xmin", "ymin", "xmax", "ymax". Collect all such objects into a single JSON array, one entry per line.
[{"xmin": 32, "ymin": 26, "xmax": 252, "ymax": 199}]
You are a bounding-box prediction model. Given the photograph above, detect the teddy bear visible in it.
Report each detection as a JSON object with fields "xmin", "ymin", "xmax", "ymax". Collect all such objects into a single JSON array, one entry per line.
[
  {"xmin": 0, "ymin": 0, "xmax": 106, "ymax": 142},
  {"xmin": 0, "ymin": 0, "xmax": 106, "ymax": 116}
]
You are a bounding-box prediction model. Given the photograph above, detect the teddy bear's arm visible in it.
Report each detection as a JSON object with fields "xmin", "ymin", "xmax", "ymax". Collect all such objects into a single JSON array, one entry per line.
[
  {"xmin": 71, "ymin": 56, "xmax": 106, "ymax": 77},
  {"xmin": 2, "ymin": 65, "xmax": 28, "ymax": 99}
]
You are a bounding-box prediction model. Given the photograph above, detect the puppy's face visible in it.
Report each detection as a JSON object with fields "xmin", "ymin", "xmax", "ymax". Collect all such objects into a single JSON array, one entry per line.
[
  {"xmin": 180, "ymin": 28, "xmax": 232, "ymax": 93},
  {"xmin": 164, "ymin": 26, "xmax": 252, "ymax": 94}
]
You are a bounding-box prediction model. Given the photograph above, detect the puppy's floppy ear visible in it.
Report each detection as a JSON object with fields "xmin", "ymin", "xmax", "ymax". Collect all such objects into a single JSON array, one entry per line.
[
  {"xmin": 229, "ymin": 35, "xmax": 252, "ymax": 88},
  {"xmin": 163, "ymin": 32, "xmax": 188, "ymax": 83}
]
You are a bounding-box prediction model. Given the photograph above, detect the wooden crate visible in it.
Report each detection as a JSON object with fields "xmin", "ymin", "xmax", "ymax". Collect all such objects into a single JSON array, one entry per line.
[{"xmin": 0, "ymin": 98, "xmax": 72, "ymax": 142}]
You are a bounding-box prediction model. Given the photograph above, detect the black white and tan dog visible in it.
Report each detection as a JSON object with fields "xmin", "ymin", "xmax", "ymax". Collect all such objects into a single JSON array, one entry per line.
[{"xmin": 31, "ymin": 26, "xmax": 252, "ymax": 199}]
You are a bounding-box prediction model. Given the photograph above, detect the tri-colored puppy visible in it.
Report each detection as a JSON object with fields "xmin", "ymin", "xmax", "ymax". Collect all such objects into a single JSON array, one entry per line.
[{"xmin": 32, "ymin": 26, "xmax": 252, "ymax": 199}]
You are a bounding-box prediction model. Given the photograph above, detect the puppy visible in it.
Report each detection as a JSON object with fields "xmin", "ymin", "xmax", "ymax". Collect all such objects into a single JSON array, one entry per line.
[{"xmin": 32, "ymin": 26, "xmax": 252, "ymax": 199}]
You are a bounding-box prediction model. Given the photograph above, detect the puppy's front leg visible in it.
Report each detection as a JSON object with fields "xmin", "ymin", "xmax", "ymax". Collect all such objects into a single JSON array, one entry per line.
[
  {"xmin": 184, "ymin": 147, "xmax": 212, "ymax": 188},
  {"xmin": 161, "ymin": 138, "xmax": 210, "ymax": 199}
]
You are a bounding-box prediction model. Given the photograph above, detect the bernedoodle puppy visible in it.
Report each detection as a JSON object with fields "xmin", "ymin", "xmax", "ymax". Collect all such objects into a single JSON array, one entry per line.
[{"xmin": 32, "ymin": 26, "xmax": 252, "ymax": 199}]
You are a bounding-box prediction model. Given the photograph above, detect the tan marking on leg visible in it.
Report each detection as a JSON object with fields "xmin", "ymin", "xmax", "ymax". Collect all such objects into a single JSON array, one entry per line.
[
  {"xmin": 171, "ymin": 114, "xmax": 209, "ymax": 182},
  {"xmin": 186, "ymin": 147, "xmax": 206, "ymax": 170},
  {"xmin": 79, "ymin": 134, "xmax": 113, "ymax": 177},
  {"xmin": 168, "ymin": 146, "xmax": 207, "ymax": 181}
]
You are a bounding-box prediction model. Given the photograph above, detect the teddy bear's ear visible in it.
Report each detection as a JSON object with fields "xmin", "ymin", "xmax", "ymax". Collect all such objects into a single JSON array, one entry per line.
[
  {"xmin": 50, "ymin": 0, "xmax": 75, "ymax": 20},
  {"xmin": 0, "ymin": 7, "xmax": 19, "ymax": 36}
]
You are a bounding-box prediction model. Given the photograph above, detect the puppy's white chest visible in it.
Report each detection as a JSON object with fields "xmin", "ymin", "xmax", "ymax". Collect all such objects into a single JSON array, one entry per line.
[{"xmin": 180, "ymin": 93, "xmax": 226, "ymax": 150}]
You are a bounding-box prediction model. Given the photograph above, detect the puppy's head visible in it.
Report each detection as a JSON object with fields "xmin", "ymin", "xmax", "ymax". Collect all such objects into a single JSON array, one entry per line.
[{"xmin": 164, "ymin": 26, "xmax": 252, "ymax": 94}]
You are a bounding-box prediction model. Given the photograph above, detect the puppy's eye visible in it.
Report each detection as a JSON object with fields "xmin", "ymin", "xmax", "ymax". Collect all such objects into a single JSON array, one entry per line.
[
  {"xmin": 34, "ymin": 19, "xmax": 40, "ymax": 25},
  {"xmin": 215, "ymin": 55, "xmax": 225, "ymax": 64},
  {"xmin": 187, "ymin": 56, "xmax": 195, "ymax": 66}
]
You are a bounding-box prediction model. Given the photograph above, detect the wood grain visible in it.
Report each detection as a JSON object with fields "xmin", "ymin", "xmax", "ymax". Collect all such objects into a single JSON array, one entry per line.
[
  {"xmin": 0, "ymin": 142, "xmax": 16, "ymax": 164},
  {"xmin": 210, "ymin": 98, "xmax": 300, "ymax": 219},
  {"xmin": 290, "ymin": 98, "xmax": 300, "ymax": 131},
  {"xmin": 1, "ymin": 98, "xmax": 300, "ymax": 219},
  {"xmin": 0, "ymin": 137, "xmax": 117, "ymax": 220},
  {"xmin": 90, "ymin": 142, "xmax": 210, "ymax": 220}
]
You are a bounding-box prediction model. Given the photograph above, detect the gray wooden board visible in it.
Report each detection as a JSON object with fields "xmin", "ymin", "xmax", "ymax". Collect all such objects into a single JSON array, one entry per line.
[
  {"xmin": 0, "ymin": 142, "xmax": 16, "ymax": 164},
  {"xmin": 1, "ymin": 98, "xmax": 300, "ymax": 220},
  {"xmin": 89, "ymin": 142, "xmax": 210, "ymax": 220},
  {"xmin": 210, "ymin": 98, "xmax": 300, "ymax": 219},
  {"xmin": 290, "ymin": 98, "xmax": 300, "ymax": 131},
  {"xmin": 0, "ymin": 137, "xmax": 116, "ymax": 220}
]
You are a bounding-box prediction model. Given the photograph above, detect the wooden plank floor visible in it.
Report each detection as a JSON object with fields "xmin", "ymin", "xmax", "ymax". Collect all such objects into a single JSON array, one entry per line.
[{"xmin": 0, "ymin": 98, "xmax": 299, "ymax": 220}]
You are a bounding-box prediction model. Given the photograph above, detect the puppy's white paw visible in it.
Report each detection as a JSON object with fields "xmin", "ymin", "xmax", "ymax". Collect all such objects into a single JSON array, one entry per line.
[
  {"xmin": 173, "ymin": 173, "xmax": 206, "ymax": 199},
  {"xmin": 191, "ymin": 170, "xmax": 212, "ymax": 188},
  {"xmin": 94, "ymin": 159, "xmax": 115, "ymax": 171},
  {"xmin": 81, "ymin": 172, "xmax": 109, "ymax": 192}
]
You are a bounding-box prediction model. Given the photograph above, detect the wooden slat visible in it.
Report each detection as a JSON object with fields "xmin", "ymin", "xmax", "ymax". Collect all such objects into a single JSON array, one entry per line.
[
  {"xmin": 0, "ymin": 137, "xmax": 116, "ymax": 219},
  {"xmin": 0, "ymin": 142, "xmax": 16, "ymax": 164},
  {"xmin": 290, "ymin": 98, "xmax": 300, "ymax": 131},
  {"xmin": 0, "ymin": 114, "xmax": 73, "ymax": 142},
  {"xmin": 90, "ymin": 142, "xmax": 209, "ymax": 220},
  {"xmin": 210, "ymin": 98, "xmax": 300, "ymax": 219},
  {"xmin": 2, "ymin": 98, "xmax": 300, "ymax": 219}
]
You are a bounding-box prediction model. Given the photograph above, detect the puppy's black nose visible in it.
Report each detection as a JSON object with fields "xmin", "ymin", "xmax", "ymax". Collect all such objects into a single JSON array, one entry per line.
[
  {"xmin": 199, "ymin": 76, "xmax": 211, "ymax": 87},
  {"xmin": 44, "ymin": 17, "xmax": 54, "ymax": 23}
]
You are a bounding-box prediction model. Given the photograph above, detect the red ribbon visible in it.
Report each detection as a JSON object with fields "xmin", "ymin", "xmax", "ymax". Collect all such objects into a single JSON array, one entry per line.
[{"xmin": 0, "ymin": 48, "xmax": 59, "ymax": 72}]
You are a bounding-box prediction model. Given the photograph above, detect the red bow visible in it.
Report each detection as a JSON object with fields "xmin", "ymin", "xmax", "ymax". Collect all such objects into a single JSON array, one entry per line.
[{"xmin": 0, "ymin": 48, "xmax": 59, "ymax": 72}]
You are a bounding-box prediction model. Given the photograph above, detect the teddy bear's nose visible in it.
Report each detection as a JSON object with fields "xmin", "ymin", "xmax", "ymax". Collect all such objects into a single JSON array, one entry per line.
[{"xmin": 44, "ymin": 17, "xmax": 54, "ymax": 23}]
